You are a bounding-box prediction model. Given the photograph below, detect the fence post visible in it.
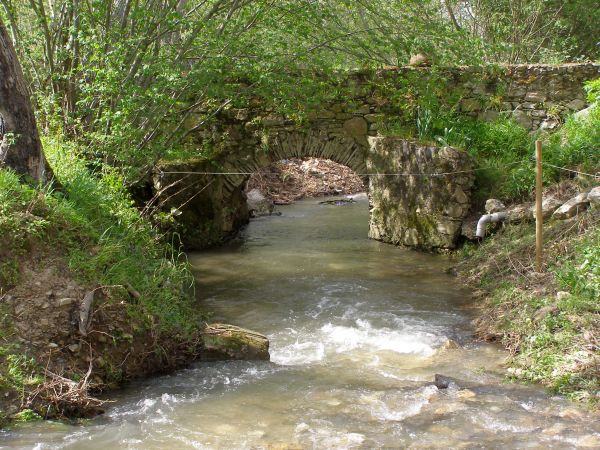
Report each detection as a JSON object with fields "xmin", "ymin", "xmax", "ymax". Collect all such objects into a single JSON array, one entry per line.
[{"xmin": 535, "ymin": 140, "xmax": 543, "ymax": 272}]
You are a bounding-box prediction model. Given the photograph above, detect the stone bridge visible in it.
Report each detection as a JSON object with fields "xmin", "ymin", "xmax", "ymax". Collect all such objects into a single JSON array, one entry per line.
[{"xmin": 154, "ymin": 63, "xmax": 599, "ymax": 250}]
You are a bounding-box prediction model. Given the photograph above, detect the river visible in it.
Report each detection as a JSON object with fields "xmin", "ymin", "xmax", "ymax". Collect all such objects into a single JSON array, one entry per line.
[{"xmin": 2, "ymin": 194, "xmax": 600, "ymax": 449}]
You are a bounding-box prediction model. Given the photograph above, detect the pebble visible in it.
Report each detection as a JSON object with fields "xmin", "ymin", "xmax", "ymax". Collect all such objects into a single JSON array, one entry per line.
[
  {"xmin": 48, "ymin": 342, "xmax": 59, "ymax": 348},
  {"xmin": 68, "ymin": 343, "xmax": 80, "ymax": 353},
  {"xmin": 57, "ymin": 298, "xmax": 74, "ymax": 307},
  {"xmin": 457, "ymin": 389, "xmax": 476, "ymax": 399}
]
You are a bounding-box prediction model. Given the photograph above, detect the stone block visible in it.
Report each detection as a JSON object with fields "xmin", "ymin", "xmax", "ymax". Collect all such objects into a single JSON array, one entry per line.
[
  {"xmin": 478, "ymin": 110, "xmax": 499, "ymax": 122},
  {"xmin": 540, "ymin": 119, "xmax": 560, "ymax": 130},
  {"xmin": 354, "ymin": 104, "xmax": 371, "ymax": 114},
  {"xmin": 460, "ymin": 98, "xmax": 481, "ymax": 113},
  {"xmin": 343, "ymin": 117, "xmax": 369, "ymax": 146},
  {"xmin": 364, "ymin": 113, "xmax": 384, "ymax": 123},
  {"xmin": 512, "ymin": 110, "xmax": 532, "ymax": 129},
  {"xmin": 530, "ymin": 109, "xmax": 547, "ymax": 118},
  {"xmin": 525, "ymin": 92, "xmax": 546, "ymax": 102},
  {"xmin": 453, "ymin": 186, "xmax": 469, "ymax": 204},
  {"xmin": 552, "ymin": 192, "xmax": 590, "ymax": 219},
  {"xmin": 566, "ymin": 99, "xmax": 586, "ymax": 111}
]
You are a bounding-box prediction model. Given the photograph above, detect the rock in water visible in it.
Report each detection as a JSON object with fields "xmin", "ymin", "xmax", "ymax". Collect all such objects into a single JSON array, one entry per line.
[
  {"xmin": 201, "ymin": 323, "xmax": 270, "ymax": 361},
  {"xmin": 246, "ymin": 189, "xmax": 274, "ymax": 217},
  {"xmin": 434, "ymin": 374, "xmax": 453, "ymax": 389}
]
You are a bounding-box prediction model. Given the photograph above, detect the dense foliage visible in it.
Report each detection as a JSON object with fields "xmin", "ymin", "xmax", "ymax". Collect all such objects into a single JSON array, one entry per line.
[{"xmin": 1, "ymin": 0, "xmax": 598, "ymax": 180}]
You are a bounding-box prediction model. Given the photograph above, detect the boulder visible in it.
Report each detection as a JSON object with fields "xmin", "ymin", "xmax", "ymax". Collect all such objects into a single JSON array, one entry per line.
[
  {"xmin": 588, "ymin": 186, "xmax": 600, "ymax": 207},
  {"xmin": 485, "ymin": 199, "xmax": 506, "ymax": 214},
  {"xmin": 552, "ymin": 192, "xmax": 590, "ymax": 219},
  {"xmin": 530, "ymin": 195, "xmax": 563, "ymax": 219},
  {"xmin": 201, "ymin": 323, "xmax": 270, "ymax": 361},
  {"xmin": 460, "ymin": 217, "xmax": 479, "ymax": 241},
  {"xmin": 506, "ymin": 203, "xmax": 531, "ymax": 223},
  {"xmin": 574, "ymin": 104, "xmax": 596, "ymax": 120},
  {"xmin": 246, "ymin": 189, "xmax": 274, "ymax": 217},
  {"xmin": 434, "ymin": 374, "xmax": 453, "ymax": 389}
]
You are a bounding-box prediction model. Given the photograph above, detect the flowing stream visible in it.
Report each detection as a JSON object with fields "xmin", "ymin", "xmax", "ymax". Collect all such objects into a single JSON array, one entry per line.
[{"xmin": 3, "ymin": 194, "xmax": 600, "ymax": 449}]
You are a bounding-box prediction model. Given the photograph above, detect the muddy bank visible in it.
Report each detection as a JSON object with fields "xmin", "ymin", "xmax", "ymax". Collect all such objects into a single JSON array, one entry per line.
[{"xmin": 0, "ymin": 247, "xmax": 268, "ymax": 426}]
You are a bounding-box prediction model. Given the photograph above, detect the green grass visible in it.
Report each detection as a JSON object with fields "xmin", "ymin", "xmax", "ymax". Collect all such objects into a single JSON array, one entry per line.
[
  {"xmin": 1, "ymin": 137, "xmax": 204, "ymax": 336},
  {"xmin": 0, "ymin": 137, "xmax": 209, "ymax": 422}
]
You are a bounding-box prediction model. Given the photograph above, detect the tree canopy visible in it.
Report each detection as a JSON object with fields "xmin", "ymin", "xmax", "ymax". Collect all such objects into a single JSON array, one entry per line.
[{"xmin": 0, "ymin": 0, "xmax": 598, "ymax": 179}]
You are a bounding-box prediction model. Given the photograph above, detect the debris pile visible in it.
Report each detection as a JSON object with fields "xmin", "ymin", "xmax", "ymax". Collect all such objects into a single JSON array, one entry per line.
[{"xmin": 246, "ymin": 157, "xmax": 365, "ymax": 204}]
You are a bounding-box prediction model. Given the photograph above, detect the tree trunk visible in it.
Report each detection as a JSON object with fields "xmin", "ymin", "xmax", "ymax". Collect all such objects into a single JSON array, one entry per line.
[{"xmin": 0, "ymin": 17, "xmax": 52, "ymax": 184}]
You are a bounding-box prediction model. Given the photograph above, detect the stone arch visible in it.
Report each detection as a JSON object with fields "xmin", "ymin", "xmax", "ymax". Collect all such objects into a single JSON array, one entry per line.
[
  {"xmin": 265, "ymin": 129, "xmax": 369, "ymax": 175},
  {"xmin": 214, "ymin": 126, "xmax": 371, "ymax": 201}
]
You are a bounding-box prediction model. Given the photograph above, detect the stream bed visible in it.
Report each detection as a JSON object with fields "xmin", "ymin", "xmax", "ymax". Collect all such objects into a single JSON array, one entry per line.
[{"xmin": 2, "ymin": 194, "xmax": 600, "ymax": 449}]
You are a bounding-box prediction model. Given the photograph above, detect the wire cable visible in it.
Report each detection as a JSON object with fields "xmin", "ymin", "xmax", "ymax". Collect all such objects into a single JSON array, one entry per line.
[
  {"xmin": 541, "ymin": 162, "xmax": 600, "ymax": 179},
  {"xmin": 158, "ymin": 160, "xmax": 527, "ymax": 178}
]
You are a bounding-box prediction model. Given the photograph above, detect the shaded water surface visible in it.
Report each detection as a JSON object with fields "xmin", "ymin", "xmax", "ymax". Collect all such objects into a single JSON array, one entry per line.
[{"xmin": 3, "ymin": 194, "xmax": 600, "ymax": 449}]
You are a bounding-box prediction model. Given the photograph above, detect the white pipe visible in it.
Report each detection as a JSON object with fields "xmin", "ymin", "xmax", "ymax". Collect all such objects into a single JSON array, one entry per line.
[{"xmin": 476, "ymin": 212, "xmax": 507, "ymax": 239}]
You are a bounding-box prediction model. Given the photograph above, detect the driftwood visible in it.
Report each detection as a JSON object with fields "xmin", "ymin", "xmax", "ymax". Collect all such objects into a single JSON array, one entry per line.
[
  {"xmin": 28, "ymin": 359, "xmax": 109, "ymax": 418},
  {"xmin": 78, "ymin": 290, "xmax": 95, "ymax": 336},
  {"xmin": 124, "ymin": 283, "xmax": 141, "ymax": 301}
]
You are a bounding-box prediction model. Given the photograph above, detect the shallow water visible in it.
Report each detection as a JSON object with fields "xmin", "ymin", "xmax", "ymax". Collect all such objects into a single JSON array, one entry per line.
[{"xmin": 3, "ymin": 194, "xmax": 600, "ymax": 449}]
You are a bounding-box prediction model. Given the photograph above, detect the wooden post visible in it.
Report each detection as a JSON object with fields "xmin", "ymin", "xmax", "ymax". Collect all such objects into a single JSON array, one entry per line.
[{"xmin": 535, "ymin": 140, "xmax": 543, "ymax": 272}]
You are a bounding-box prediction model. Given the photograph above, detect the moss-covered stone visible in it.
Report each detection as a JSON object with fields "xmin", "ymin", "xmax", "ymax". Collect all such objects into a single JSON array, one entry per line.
[{"xmin": 201, "ymin": 323, "xmax": 270, "ymax": 361}]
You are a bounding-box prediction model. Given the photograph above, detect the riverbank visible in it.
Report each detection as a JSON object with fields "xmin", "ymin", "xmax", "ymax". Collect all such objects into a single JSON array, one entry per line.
[
  {"xmin": 0, "ymin": 158, "xmax": 207, "ymax": 425},
  {"xmin": 456, "ymin": 185, "xmax": 599, "ymax": 405},
  {"xmin": 0, "ymin": 143, "xmax": 270, "ymax": 427}
]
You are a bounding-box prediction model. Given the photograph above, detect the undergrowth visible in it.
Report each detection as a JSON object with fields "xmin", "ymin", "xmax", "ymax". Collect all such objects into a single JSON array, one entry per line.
[
  {"xmin": 459, "ymin": 208, "xmax": 600, "ymax": 405},
  {"xmin": 0, "ymin": 137, "xmax": 208, "ymax": 422}
]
